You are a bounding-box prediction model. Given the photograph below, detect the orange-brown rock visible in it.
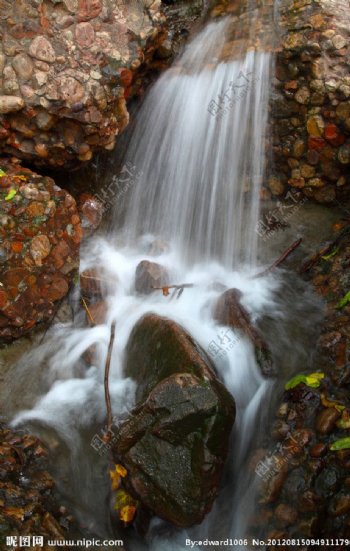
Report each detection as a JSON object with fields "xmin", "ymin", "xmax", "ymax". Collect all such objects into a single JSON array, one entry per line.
[{"xmin": 0, "ymin": 159, "xmax": 82, "ymax": 341}]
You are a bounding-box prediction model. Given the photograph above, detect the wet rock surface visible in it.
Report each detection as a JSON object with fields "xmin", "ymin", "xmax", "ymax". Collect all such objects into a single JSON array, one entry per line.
[
  {"xmin": 214, "ymin": 288, "xmax": 275, "ymax": 376},
  {"xmin": 0, "ymin": 424, "xmax": 80, "ymax": 550},
  {"xmin": 271, "ymin": 0, "xmax": 350, "ymax": 204},
  {"xmin": 248, "ymin": 221, "xmax": 350, "ymax": 546},
  {"xmin": 0, "ymin": 159, "xmax": 82, "ymax": 342},
  {"xmin": 0, "ymin": 0, "xmax": 167, "ymax": 169},
  {"xmin": 134, "ymin": 260, "xmax": 169, "ymax": 295},
  {"xmin": 114, "ymin": 313, "xmax": 235, "ymax": 527}
]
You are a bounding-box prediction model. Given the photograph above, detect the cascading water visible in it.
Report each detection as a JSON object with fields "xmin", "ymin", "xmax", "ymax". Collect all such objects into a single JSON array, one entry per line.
[
  {"xmin": 119, "ymin": 18, "xmax": 271, "ymax": 267},
  {"xmin": 9, "ymin": 3, "xmax": 323, "ymax": 550}
]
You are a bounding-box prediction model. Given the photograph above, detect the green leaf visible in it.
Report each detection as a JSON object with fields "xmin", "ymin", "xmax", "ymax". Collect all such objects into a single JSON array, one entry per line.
[
  {"xmin": 5, "ymin": 189, "xmax": 17, "ymax": 201},
  {"xmin": 336, "ymin": 291, "xmax": 350, "ymax": 310},
  {"xmin": 330, "ymin": 437, "xmax": 350, "ymax": 451},
  {"xmin": 285, "ymin": 372, "xmax": 324, "ymax": 390},
  {"xmin": 0, "ymin": 168, "xmax": 6, "ymax": 178},
  {"xmin": 322, "ymin": 247, "xmax": 339, "ymax": 261}
]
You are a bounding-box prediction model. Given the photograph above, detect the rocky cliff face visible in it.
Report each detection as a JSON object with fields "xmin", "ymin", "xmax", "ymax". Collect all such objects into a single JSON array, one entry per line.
[
  {"xmin": 271, "ymin": 0, "xmax": 350, "ymax": 204},
  {"xmin": 0, "ymin": 0, "xmax": 164, "ymax": 169}
]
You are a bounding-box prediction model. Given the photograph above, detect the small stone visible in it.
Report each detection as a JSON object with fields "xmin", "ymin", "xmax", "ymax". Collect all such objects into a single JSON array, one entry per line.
[
  {"xmin": 288, "ymin": 177, "xmax": 305, "ymax": 189},
  {"xmin": 295, "ymin": 87, "xmax": 310, "ymax": 105},
  {"xmin": 77, "ymin": 0, "xmax": 102, "ymax": 21},
  {"xmin": 0, "ymin": 95, "xmax": 24, "ymax": 114},
  {"xmin": 332, "ymin": 35, "xmax": 347, "ymax": 50},
  {"xmin": 12, "ymin": 53, "xmax": 33, "ymax": 81},
  {"xmin": 56, "ymin": 15, "xmax": 75, "ymax": 28},
  {"xmin": 33, "ymin": 71, "xmax": 48, "ymax": 88},
  {"xmin": 267, "ymin": 176, "xmax": 285, "ymax": 196},
  {"xmin": 29, "ymin": 36, "xmax": 56, "ymax": 63},
  {"xmin": 309, "ymin": 443, "xmax": 327, "ymax": 458},
  {"xmin": 300, "ymin": 164, "xmax": 315, "ymax": 178},
  {"xmin": 338, "ymin": 144, "xmax": 350, "ymax": 164},
  {"xmin": 315, "ymin": 408, "xmax": 341, "ymax": 434},
  {"xmin": 75, "ymin": 22, "xmax": 95, "ymax": 48},
  {"xmin": 293, "ymin": 139, "xmax": 306, "ymax": 158},
  {"xmin": 63, "ymin": 0, "xmax": 78, "ymax": 12},
  {"xmin": 325, "ymin": 79, "xmax": 338, "ymax": 92},
  {"xmin": 307, "ymin": 116, "xmax": 324, "ymax": 137},
  {"xmin": 307, "ymin": 178, "xmax": 324, "ymax": 188},
  {"xmin": 36, "ymin": 111, "xmax": 55, "ymax": 131},
  {"xmin": 30, "ymin": 235, "xmax": 51, "ymax": 266},
  {"xmin": 284, "ymin": 32, "xmax": 303, "ymax": 50},
  {"xmin": 57, "ymin": 75, "xmax": 85, "ymax": 105}
]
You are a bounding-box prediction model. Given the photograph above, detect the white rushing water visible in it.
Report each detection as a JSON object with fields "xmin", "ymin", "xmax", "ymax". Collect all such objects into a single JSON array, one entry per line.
[
  {"xmin": 12, "ymin": 11, "xmax": 289, "ymax": 551},
  {"xmin": 119, "ymin": 19, "xmax": 271, "ymax": 267}
]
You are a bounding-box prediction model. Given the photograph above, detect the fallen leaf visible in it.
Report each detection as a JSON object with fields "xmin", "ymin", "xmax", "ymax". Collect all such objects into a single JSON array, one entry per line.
[
  {"xmin": 0, "ymin": 168, "xmax": 6, "ymax": 177},
  {"xmin": 5, "ymin": 189, "xmax": 17, "ymax": 201},
  {"xmin": 285, "ymin": 372, "xmax": 324, "ymax": 390},
  {"xmin": 162, "ymin": 286, "xmax": 170, "ymax": 297},
  {"xmin": 337, "ymin": 291, "xmax": 350, "ymax": 310},
  {"xmin": 115, "ymin": 464, "xmax": 127, "ymax": 478},
  {"xmin": 330, "ymin": 437, "xmax": 350, "ymax": 451},
  {"xmin": 321, "ymin": 393, "xmax": 345, "ymax": 413},
  {"xmin": 321, "ymin": 247, "xmax": 339, "ymax": 261},
  {"xmin": 109, "ymin": 468, "xmax": 121, "ymax": 491},
  {"xmin": 336, "ymin": 410, "xmax": 350, "ymax": 429},
  {"xmin": 119, "ymin": 505, "xmax": 136, "ymax": 523},
  {"xmin": 114, "ymin": 489, "xmax": 133, "ymax": 510}
]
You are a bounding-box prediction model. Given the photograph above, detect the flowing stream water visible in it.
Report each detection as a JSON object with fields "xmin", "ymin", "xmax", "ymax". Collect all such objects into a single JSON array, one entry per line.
[{"xmin": 9, "ymin": 5, "xmax": 325, "ymax": 551}]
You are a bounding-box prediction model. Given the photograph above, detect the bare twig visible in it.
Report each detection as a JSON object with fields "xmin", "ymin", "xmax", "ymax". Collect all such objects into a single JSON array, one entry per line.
[
  {"xmin": 152, "ymin": 283, "xmax": 194, "ymax": 299},
  {"xmin": 253, "ymin": 238, "xmax": 302, "ymax": 279},
  {"xmin": 104, "ymin": 321, "xmax": 116, "ymax": 441},
  {"xmin": 81, "ymin": 297, "xmax": 95, "ymax": 326}
]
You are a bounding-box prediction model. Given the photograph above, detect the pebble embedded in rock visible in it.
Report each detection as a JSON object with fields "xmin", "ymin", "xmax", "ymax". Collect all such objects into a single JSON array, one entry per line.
[{"xmin": 315, "ymin": 408, "xmax": 341, "ymax": 434}]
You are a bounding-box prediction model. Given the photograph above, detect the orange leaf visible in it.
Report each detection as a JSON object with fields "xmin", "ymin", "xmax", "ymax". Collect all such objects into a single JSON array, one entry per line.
[
  {"xmin": 115, "ymin": 464, "xmax": 127, "ymax": 478},
  {"xmin": 119, "ymin": 505, "xmax": 136, "ymax": 524},
  {"xmin": 109, "ymin": 467, "xmax": 121, "ymax": 491},
  {"xmin": 162, "ymin": 286, "xmax": 170, "ymax": 297}
]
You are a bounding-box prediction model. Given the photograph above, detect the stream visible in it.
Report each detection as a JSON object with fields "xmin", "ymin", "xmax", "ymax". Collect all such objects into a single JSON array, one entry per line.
[{"xmin": 0, "ymin": 3, "xmax": 343, "ymax": 550}]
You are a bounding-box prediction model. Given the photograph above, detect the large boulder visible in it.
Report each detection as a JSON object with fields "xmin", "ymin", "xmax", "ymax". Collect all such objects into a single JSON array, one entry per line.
[
  {"xmin": 0, "ymin": 158, "xmax": 82, "ymax": 341},
  {"xmin": 0, "ymin": 0, "xmax": 165, "ymax": 169},
  {"xmin": 113, "ymin": 313, "xmax": 235, "ymax": 527}
]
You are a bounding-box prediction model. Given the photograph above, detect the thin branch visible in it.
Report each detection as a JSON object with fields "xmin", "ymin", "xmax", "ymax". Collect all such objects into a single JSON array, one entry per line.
[
  {"xmin": 104, "ymin": 321, "xmax": 116, "ymax": 440},
  {"xmin": 253, "ymin": 238, "xmax": 302, "ymax": 279},
  {"xmin": 152, "ymin": 283, "xmax": 194, "ymax": 299},
  {"xmin": 81, "ymin": 297, "xmax": 95, "ymax": 326}
]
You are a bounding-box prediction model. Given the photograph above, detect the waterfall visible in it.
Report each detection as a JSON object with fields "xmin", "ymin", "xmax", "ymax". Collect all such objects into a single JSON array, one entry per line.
[
  {"xmin": 10, "ymin": 4, "xmax": 302, "ymax": 550},
  {"xmin": 118, "ymin": 18, "xmax": 272, "ymax": 267}
]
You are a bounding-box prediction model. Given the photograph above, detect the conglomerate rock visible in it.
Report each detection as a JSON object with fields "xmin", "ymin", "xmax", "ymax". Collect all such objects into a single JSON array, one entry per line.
[
  {"xmin": 0, "ymin": 0, "xmax": 165, "ymax": 169},
  {"xmin": 0, "ymin": 158, "xmax": 82, "ymax": 341},
  {"xmin": 210, "ymin": 0, "xmax": 350, "ymax": 204}
]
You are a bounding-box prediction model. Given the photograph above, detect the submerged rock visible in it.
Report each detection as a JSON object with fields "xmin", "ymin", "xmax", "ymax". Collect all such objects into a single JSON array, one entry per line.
[
  {"xmin": 214, "ymin": 288, "xmax": 275, "ymax": 376},
  {"xmin": 114, "ymin": 313, "xmax": 235, "ymax": 527},
  {"xmin": 0, "ymin": 159, "xmax": 82, "ymax": 341}
]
